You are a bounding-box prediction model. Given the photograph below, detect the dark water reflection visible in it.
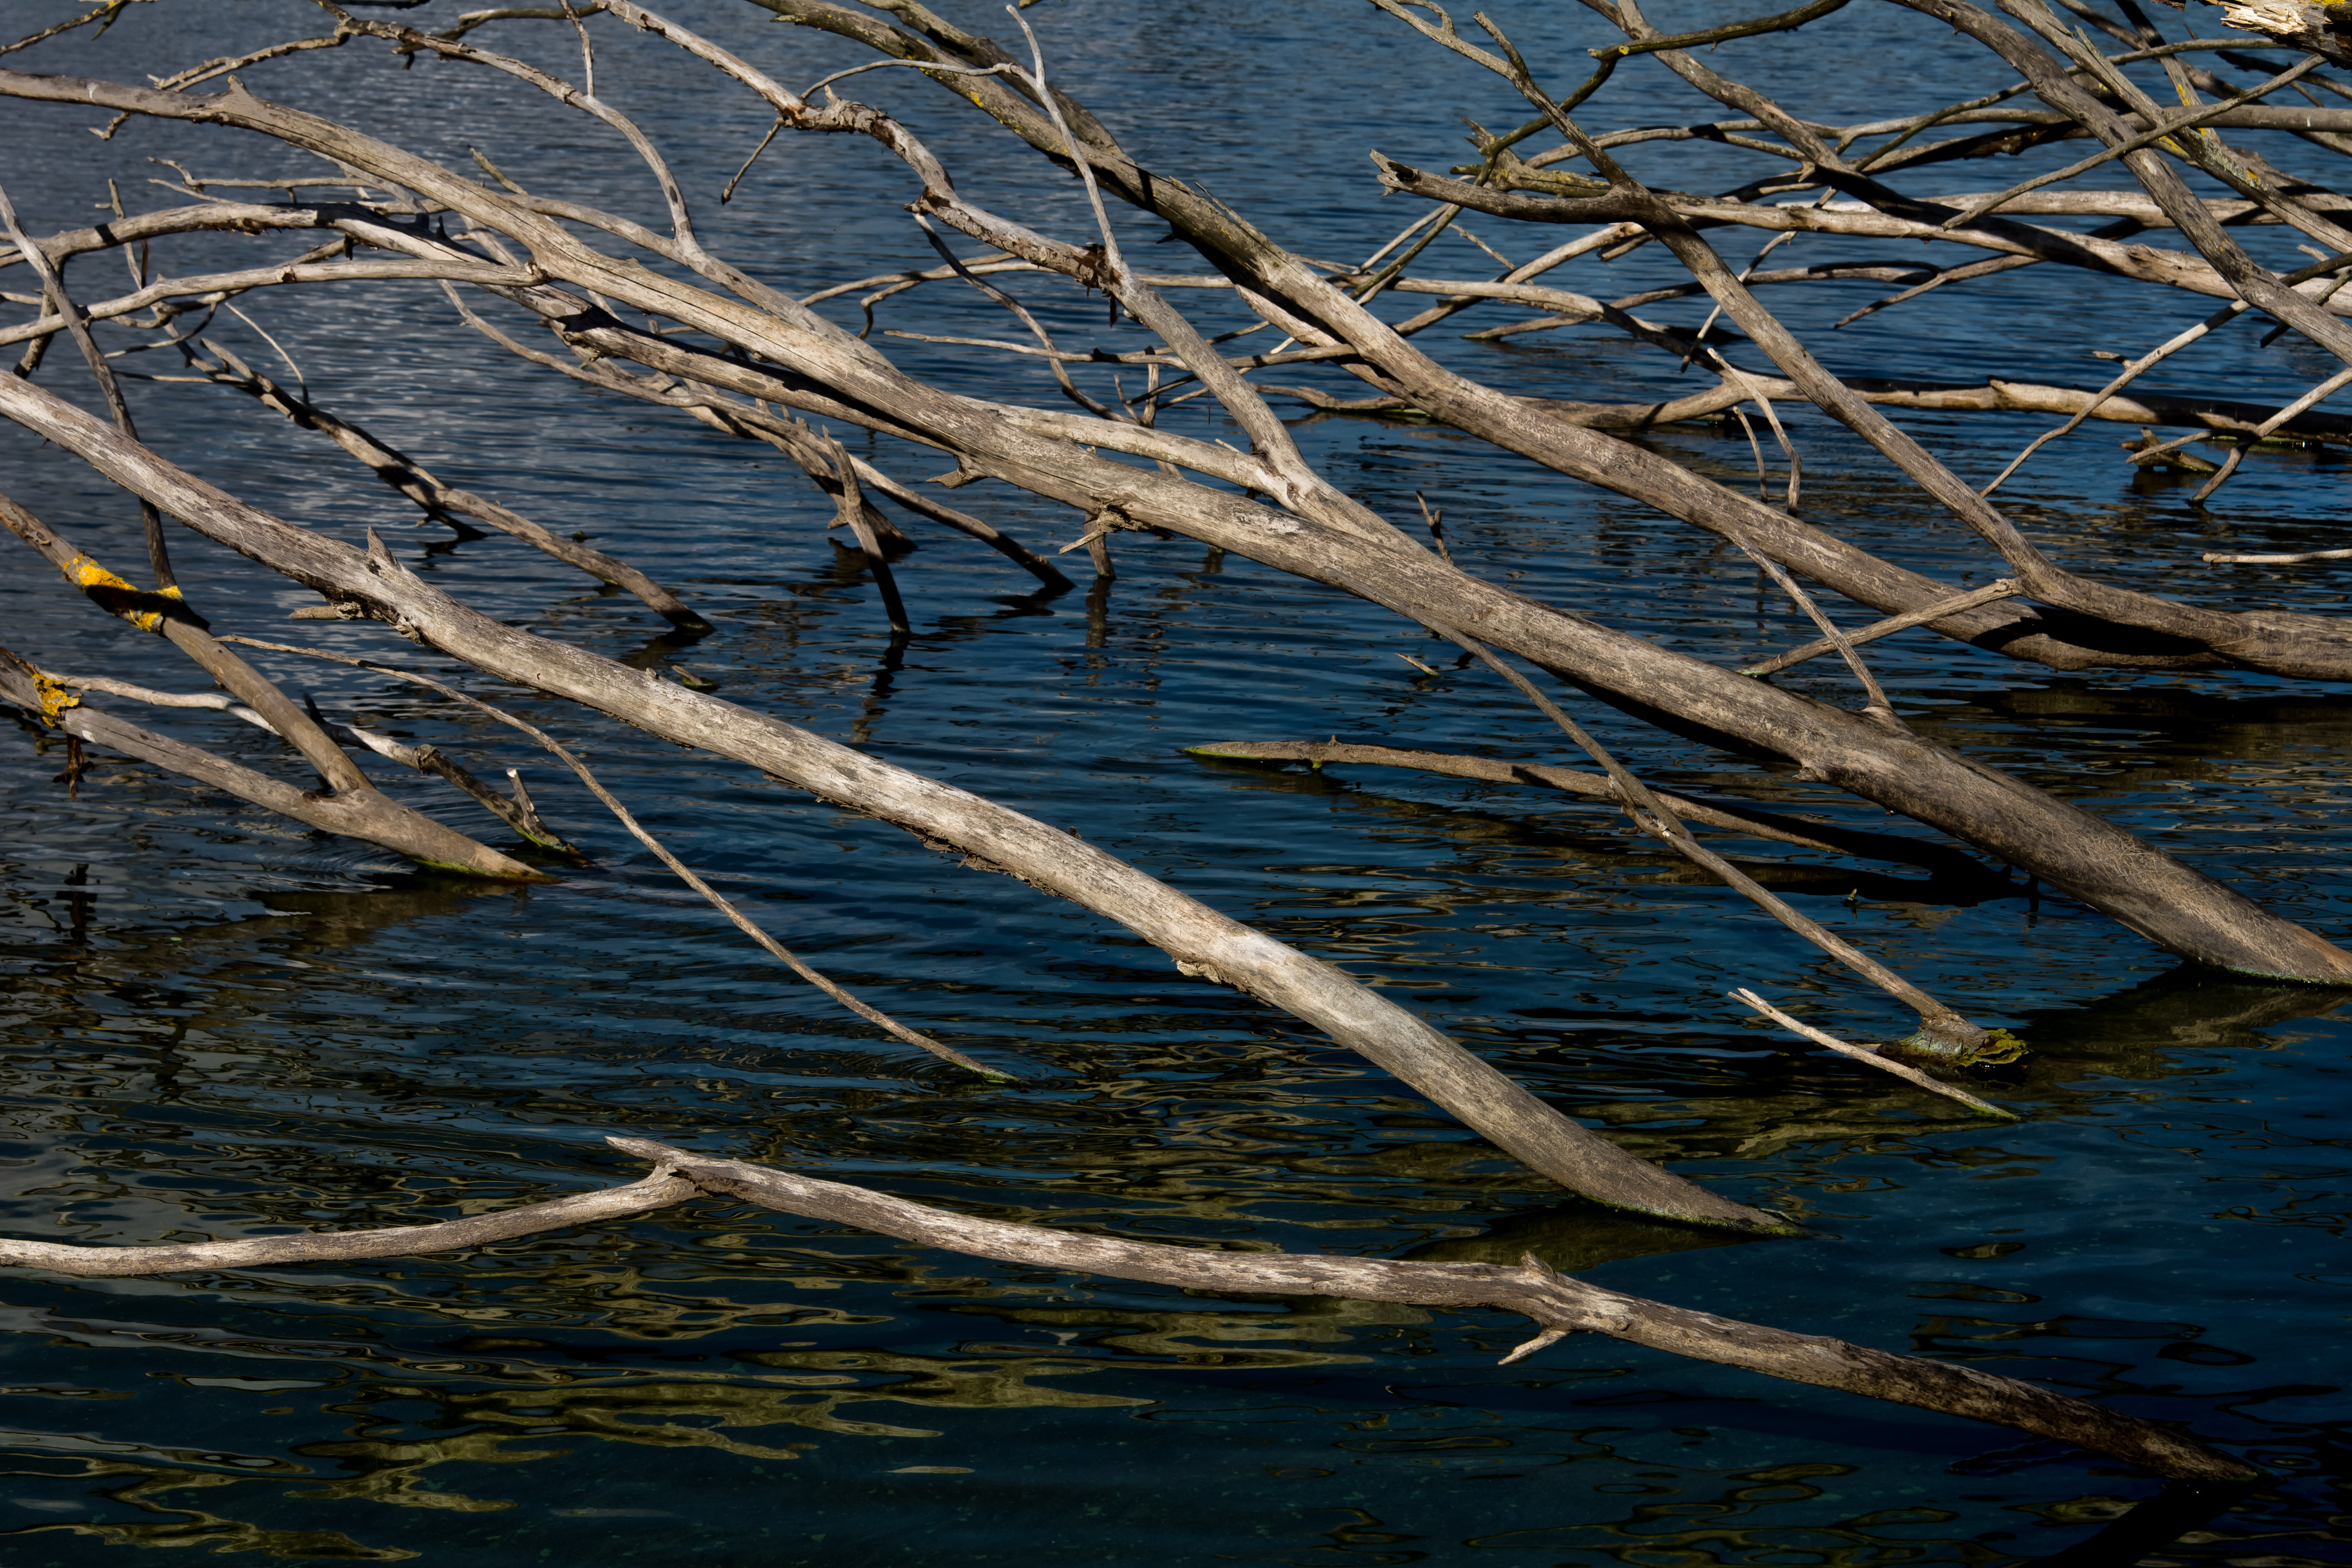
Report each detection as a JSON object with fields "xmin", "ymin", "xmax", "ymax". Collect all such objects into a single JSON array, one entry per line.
[{"xmin": 5, "ymin": 0, "xmax": 2352, "ymax": 1561}]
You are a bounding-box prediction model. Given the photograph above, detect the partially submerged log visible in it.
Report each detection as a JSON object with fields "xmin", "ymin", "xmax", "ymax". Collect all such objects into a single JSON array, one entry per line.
[
  {"xmin": 0, "ymin": 488, "xmax": 542, "ymax": 880},
  {"xmin": 1184, "ymin": 737, "xmax": 2002, "ymax": 880},
  {"xmin": 5, "ymin": 57, "xmax": 2350, "ymax": 980},
  {"xmin": 0, "ymin": 1134, "xmax": 2261, "ymax": 1485},
  {"xmin": 0, "ymin": 374, "xmax": 1791, "ymax": 1236}
]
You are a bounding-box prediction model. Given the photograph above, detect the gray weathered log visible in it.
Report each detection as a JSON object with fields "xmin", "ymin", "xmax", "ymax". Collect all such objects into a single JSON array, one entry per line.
[
  {"xmin": 0, "ymin": 1169, "xmax": 698, "ymax": 1276},
  {"xmin": 0, "ymin": 66, "xmax": 2346, "ymax": 983},
  {"xmin": 0, "ymin": 372, "xmax": 1787, "ymax": 1233},
  {"xmin": 0, "ymin": 488, "xmax": 543, "ymax": 878},
  {"xmin": 607, "ymin": 1136, "xmax": 2254, "ymax": 1483},
  {"xmin": 0, "ymin": 1132, "xmax": 2254, "ymax": 1479}
]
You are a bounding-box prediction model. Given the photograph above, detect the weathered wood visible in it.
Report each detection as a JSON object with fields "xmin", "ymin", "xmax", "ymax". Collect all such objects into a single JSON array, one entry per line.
[
  {"xmin": 605, "ymin": 1136, "xmax": 2254, "ymax": 1483},
  {"xmin": 0, "ymin": 1171, "xmax": 698, "ymax": 1276},
  {"xmin": 1183, "ymin": 738, "xmax": 1998, "ymax": 877},
  {"xmin": 1741, "ymin": 581, "xmax": 2024, "ymax": 677},
  {"xmin": 0, "ymin": 1132, "xmax": 2254, "ymax": 1479},
  {"xmin": 0, "ymin": 490, "xmax": 542, "ymax": 879},
  {"xmin": 713, "ymin": 12, "xmax": 2328, "ymax": 681},
  {"xmin": 0, "ymin": 658, "xmax": 544, "ymax": 868},
  {"xmin": 0, "ymin": 373, "xmax": 1788, "ymax": 1233}
]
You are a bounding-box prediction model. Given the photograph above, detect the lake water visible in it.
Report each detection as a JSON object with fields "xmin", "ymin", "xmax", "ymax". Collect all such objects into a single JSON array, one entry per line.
[{"xmin": 4, "ymin": 1, "xmax": 2352, "ymax": 1561}]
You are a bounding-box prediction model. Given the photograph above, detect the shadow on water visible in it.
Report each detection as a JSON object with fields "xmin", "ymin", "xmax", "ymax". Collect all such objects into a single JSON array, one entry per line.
[
  {"xmin": 1189, "ymin": 750, "xmax": 2022, "ymax": 905},
  {"xmin": 2011, "ymin": 964, "xmax": 2352, "ymax": 1072}
]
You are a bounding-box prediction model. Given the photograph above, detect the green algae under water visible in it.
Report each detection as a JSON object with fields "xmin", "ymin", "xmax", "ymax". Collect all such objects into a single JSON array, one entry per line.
[{"xmin": 5, "ymin": 2, "xmax": 2352, "ymax": 1562}]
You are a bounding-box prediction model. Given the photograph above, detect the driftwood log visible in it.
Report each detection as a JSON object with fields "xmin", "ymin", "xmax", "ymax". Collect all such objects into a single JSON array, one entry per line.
[
  {"xmin": 3, "ymin": 63, "xmax": 2347, "ymax": 986},
  {"xmin": 0, "ymin": 1135, "xmax": 2258, "ymax": 1485},
  {"xmin": 0, "ymin": 0, "xmax": 2339, "ymax": 1491}
]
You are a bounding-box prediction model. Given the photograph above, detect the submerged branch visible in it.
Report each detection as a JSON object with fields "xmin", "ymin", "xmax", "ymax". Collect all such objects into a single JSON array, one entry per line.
[
  {"xmin": 0, "ymin": 1132, "xmax": 2256, "ymax": 1483},
  {"xmin": 220, "ymin": 633, "xmax": 1007, "ymax": 1080},
  {"xmin": 1183, "ymin": 737, "xmax": 1998, "ymax": 879}
]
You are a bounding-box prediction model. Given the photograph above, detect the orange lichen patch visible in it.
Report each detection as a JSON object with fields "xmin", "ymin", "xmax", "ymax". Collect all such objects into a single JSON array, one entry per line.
[
  {"xmin": 59, "ymin": 550, "xmax": 182, "ymax": 632},
  {"xmin": 29, "ymin": 668, "xmax": 79, "ymax": 727}
]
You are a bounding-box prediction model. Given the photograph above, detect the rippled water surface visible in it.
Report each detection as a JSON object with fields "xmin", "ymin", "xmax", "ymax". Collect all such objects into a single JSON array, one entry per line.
[{"xmin": 5, "ymin": 1, "xmax": 2352, "ymax": 1561}]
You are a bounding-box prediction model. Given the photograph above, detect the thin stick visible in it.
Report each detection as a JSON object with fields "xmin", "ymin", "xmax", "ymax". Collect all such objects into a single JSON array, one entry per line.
[
  {"xmin": 2205, "ymin": 544, "xmax": 2352, "ymax": 563},
  {"xmin": 720, "ymin": 115, "xmax": 785, "ymax": 204},
  {"xmin": 220, "ymin": 636, "xmax": 1006, "ymax": 1079},
  {"xmin": 2189, "ymin": 361, "xmax": 2352, "ymax": 504},
  {"xmin": 49, "ymin": 668, "xmax": 561, "ymax": 857},
  {"xmin": 825, "ymin": 432, "xmax": 912, "ymax": 635},
  {"xmin": 1936, "ymin": 53, "xmax": 2323, "ymax": 232},
  {"xmin": 222, "ymin": 301, "xmax": 308, "ymax": 398},
  {"xmin": 1007, "ymin": 6, "xmax": 1123, "ymax": 279},
  {"xmin": 1182, "ymin": 737, "xmax": 1999, "ymax": 877},
  {"xmin": 559, "ymin": 0, "xmax": 595, "ymax": 98},
  {"xmin": 1721, "ymin": 365, "xmax": 1803, "ymax": 511},
  {"xmin": 1730, "ymin": 989, "xmax": 2015, "ymax": 1117},
  {"xmin": 912, "ymin": 215, "xmax": 1123, "ymax": 421},
  {"xmin": 0, "ymin": 179, "xmax": 176, "ymax": 590},
  {"xmin": 1980, "ymin": 253, "xmax": 2352, "ymax": 497},
  {"xmin": 1740, "ymin": 579, "xmax": 2021, "ymax": 676},
  {"xmin": 1731, "ymin": 405, "xmax": 1772, "ymax": 501},
  {"xmin": 1737, "ymin": 543, "xmax": 1895, "ymax": 719},
  {"xmin": 1413, "ymin": 615, "xmax": 1985, "ymax": 1053}
]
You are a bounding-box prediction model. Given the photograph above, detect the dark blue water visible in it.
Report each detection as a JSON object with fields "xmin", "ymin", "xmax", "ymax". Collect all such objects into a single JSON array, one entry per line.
[{"xmin": 5, "ymin": 1, "xmax": 2352, "ymax": 1560}]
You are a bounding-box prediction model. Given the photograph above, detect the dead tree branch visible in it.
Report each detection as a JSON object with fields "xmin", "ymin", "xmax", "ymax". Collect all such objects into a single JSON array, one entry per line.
[{"xmin": 0, "ymin": 1133, "xmax": 2256, "ymax": 1484}]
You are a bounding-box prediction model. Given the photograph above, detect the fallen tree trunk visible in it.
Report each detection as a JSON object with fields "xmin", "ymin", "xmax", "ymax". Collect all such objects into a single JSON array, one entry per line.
[
  {"xmin": 0, "ymin": 1133, "xmax": 2259, "ymax": 1484},
  {"xmin": 0, "ymin": 63, "xmax": 2346, "ymax": 983},
  {"xmin": 0, "ymin": 372, "xmax": 1788, "ymax": 1235}
]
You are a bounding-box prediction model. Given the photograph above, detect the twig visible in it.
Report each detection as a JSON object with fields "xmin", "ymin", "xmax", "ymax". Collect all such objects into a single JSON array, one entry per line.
[
  {"xmin": 1740, "ymin": 579, "xmax": 2022, "ymax": 675},
  {"xmin": 182, "ymin": 341, "xmax": 709, "ymax": 628},
  {"xmin": 1981, "ymin": 249, "xmax": 2352, "ymax": 497},
  {"xmin": 219, "ymin": 634, "xmax": 1004, "ymax": 1079},
  {"xmin": 1936, "ymin": 53, "xmax": 2323, "ymax": 231},
  {"xmin": 0, "ymin": 178, "xmax": 176, "ymax": 590},
  {"xmin": 824, "ymin": 431, "xmax": 913, "ymax": 635},
  {"xmin": 2188, "ymin": 360, "xmax": 2352, "ymax": 503},
  {"xmin": 1730, "ymin": 988, "xmax": 2016, "ymax": 1117},
  {"xmin": 1406, "ymin": 611, "xmax": 1991, "ymax": 1060},
  {"xmin": 1182, "ymin": 737, "xmax": 1999, "ymax": 877},
  {"xmin": 912, "ymin": 215, "xmax": 1123, "ymax": 421},
  {"xmin": 1, "ymin": 0, "xmax": 146, "ymax": 59},
  {"xmin": 720, "ymin": 115, "xmax": 785, "ymax": 204},
  {"xmin": 2204, "ymin": 543, "xmax": 2352, "ymax": 563},
  {"xmin": 1737, "ymin": 544, "xmax": 1896, "ymax": 720}
]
